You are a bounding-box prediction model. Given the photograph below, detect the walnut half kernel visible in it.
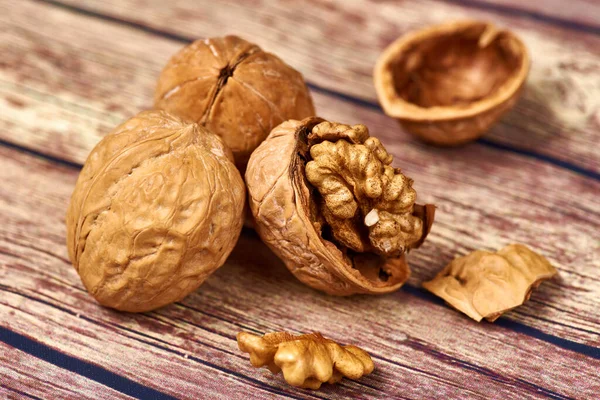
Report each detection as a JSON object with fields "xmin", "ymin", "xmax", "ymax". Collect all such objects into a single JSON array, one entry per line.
[
  {"xmin": 246, "ymin": 117, "xmax": 435, "ymax": 296},
  {"xmin": 423, "ymin": 244, "xmax": 558, "ymax": 322},
  {"xmin": 306, "ymin": 121, "xmax": 425, "ymax": 257},
  {"xmin": 237, "ymin": 331, "xmax": 374, "ymax": 389}
]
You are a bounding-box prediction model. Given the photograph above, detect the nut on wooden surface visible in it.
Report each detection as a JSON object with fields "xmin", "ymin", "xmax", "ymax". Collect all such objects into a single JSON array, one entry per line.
[
  {"xmin": 237, "ymin": 331, "xmax": 374, "ymax": 389},
  {"xmin": 65, "ymin": 110, "xmax": 245, "ymax": 312},
  {"xmin": 423, "ymin": 244, "xmax": 557, "ymax": 322},
  {"xmin": 154, "ymin": 35, "xmax": 315, "ymax": 170},
  {"xmin": 246, "ymin": 117, "xmax": 435, "ymax": 296},
  {"xmin": 374, "ymin": 21, "xmax": 530, "ymax": 145}
]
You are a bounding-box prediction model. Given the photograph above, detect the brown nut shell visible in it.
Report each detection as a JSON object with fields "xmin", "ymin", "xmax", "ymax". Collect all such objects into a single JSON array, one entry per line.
[
  {"xmin": 374, "ymin": 21, "xmax": 530, "ymax": 145},
  {"xmin": 155, "ymin": 35, "xmax": 315, "ymax": 170},
  {"xmin": 423, "ymin": 244, "xmax": 557, "ymax": 322},
  {"xmin": 66, "ymin": 110, "xmax": 245, "ymax": 312},
  {"xmin": 246, "ymin": 117, "xmax": 434, "ymax": 295}
]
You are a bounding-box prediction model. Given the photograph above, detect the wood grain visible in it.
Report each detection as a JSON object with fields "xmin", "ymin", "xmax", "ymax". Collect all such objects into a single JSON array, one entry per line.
[
  {"xmin": 1, "ymin": 0, "xmax": 599, "ymax": 398},
  {"xmin": 460, "ymin": 0, "xmax": 600, "ymax": 28},
  {"xmin": 1, "ymin": 0, "xmax": 599, "ymax": 345},
  {"xmin": 1, "ymin": 146, "xmax": 599, "ymax": 399},
  {"xmin": 0, "ymin": 342, "xmax": 132, "ymax": 400},
  {"xmin": 37, "ymin": 0, "xmax": 600, "ymax": 174}
]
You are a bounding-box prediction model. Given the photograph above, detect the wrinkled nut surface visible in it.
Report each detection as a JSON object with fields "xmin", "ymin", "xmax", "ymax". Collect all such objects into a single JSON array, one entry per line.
[
  {"xmin": 155, "ymin": 35, "xmax": 315, "ymax": 170},
  {"xmin": 423, "ymin": 244, "xmax": 557, "ymax": 322},
  {"xmin": 246, "ymin": 117, "xmax": 435, "ymax": 295},
  {"xmin": 374, "ymin": 20, "xmax": 530, "ymax": 145},
  {"xmin": 237, "ymin": 331, "xmax": 374, "ymax": 389},
  {"xmin": 66, "ymin": 110, "xmax": 245, "ymax": 312}
]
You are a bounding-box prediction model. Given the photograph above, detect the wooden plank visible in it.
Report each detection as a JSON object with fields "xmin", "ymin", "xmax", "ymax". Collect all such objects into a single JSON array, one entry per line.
[
  {"xmin": 461, "ymin": 0, "xmax": 600, "ymax": 29},
  {"xmin": 0, "ymin": 147, "xmax": 599, "ymax": 398},
  {"xmin": 35, "ymin": 0, "xmax": 600, "ymax": 174},
  {"xmin": 1, "ymin": 0, "xmax": 599, "ymax": 345},
  {"xmin": 0, "ymin": 342, "xmax": 132, "ymax": 400}
]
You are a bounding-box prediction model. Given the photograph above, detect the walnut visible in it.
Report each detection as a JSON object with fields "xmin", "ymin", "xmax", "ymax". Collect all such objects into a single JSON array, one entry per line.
[
  {"xmin": 423, "ymin": 244, "xmax": 558, "ymax": 322},
  {"xmin": 65, "ymin": 111, "xmax": 245, "ymax": 312},
  {"xmin": 155, "ymin": 35, "xmax": 315, "ymax": 170},
  {"xmin": 374, "ymin": 21, "xmax": 529, "ymax": 145},
  {"xmin": 246, "ymin": 117, "xmax": 435, "ymax": 295},
  {"xmin": 237, "ymin": 331, "xmax": 374, "ymax": 389}
]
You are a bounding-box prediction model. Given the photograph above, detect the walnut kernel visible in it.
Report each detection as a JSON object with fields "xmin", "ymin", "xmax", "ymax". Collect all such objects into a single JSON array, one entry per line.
[
  {"xmin": 306, "ymin": 121, "xmax": 424, "ymax": 256},
  {"xmin": 237, "ymin": 331, "xmax": 374, "ymax": 389}
]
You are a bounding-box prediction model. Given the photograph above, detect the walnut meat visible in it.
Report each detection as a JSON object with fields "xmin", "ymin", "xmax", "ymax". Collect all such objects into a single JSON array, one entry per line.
[
  {"xmin": 237, "ymin": 331, "xmax": 374, "ymax": 389},
  {"xmin": 246, "ymin": 118, "xmax": 435, "ymax": 295},
  {"xmin": 423, "ymin": 244, "xmax": 558, "ymax": 322},
  {"xmin": 155, "ymin": 35, "xmax": 315, "ymax": 170},
  {"xmin": 66, "ymin": 111, "xmax": 245, "ymax": 312}
]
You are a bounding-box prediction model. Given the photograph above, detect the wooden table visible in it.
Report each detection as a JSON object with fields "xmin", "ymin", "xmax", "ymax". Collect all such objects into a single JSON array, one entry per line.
[{"xmin": 1, "ymin": 0, "xmax": 599, "ymax": 398}]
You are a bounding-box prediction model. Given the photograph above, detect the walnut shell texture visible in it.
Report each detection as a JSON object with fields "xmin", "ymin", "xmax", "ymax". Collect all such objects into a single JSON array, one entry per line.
[
  {"xmin": 66, "ymin": 110, "xmax": 245, "ymax": 312},
  {"xmin": 155, "ymin": 35, "xmax": 316, "ymax": 170},
  {"xmin": 246, "ymin": 117, "xmax": 434, "ymax": 296},
  {"xmin": 374, "ymin": 21, "xmax": 530, "ymax": 145},
  {"xmin": 423, "ymin": 244, "xmax": 557, "ymax": 322},
  {"xmin": 237, "ymin": 331, "xmax": 374, "ymax": 389}
]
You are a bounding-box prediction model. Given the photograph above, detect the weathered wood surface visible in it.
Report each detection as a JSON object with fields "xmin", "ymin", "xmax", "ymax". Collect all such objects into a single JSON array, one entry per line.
[
  {"xmin": 1, "ymin": 0, "xmax": 599, "ymax": 398},
  {"xmin": 1, "ymin": 146, "xmax": 599, "ymax": 399},
  {"xmin": 0, "ymin": 342, "xmax": 132, "ymax": 400},
  {"xmin": 462, "ymin": 0, "xmax": 600, "ymax": 28},
  {"xmin": 42, "ymin": 0, "xmax": 600, "ymax": 175},
  {"xmin": 1, "ymin": 0, "xmax": 599, "ymax": 345}
]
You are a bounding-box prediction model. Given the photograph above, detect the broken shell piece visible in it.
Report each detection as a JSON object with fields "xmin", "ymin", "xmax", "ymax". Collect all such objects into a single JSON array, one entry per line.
[
  {"xmin": 237, "ymin": 331, "xmax": 374, "ymax": 389},
  {"xmin": 423, "ymin": 244, "xmax": 557, "ymax": 322}
]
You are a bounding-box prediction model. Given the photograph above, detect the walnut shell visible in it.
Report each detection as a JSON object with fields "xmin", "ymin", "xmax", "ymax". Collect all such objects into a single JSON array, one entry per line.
[
  {"xmin": 423, "ymin": 244, "xmax": 557, "ymax": 322},
  {"xmin": 155, "ymin": 35, "xmax": 315, "ymax": 170},
  {"xmin": 66, "ymin": 110, "xmax": 245, "ymax": 312},
  {"xmin": 246, "ymin": 117, "xmax": 434, "ymax": 296},
  {"xmin": 374, "ymin": 21, "xmax": 530, "ymax": 145}
]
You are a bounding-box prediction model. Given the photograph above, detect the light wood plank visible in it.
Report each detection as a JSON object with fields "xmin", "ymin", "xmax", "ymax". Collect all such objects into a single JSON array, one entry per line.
[
  {"xmin": 1, "ymin": 145, "xmax": 600, "ymax": 398},
  {"xmin": 35, "ymin": 0, "xmax": 600, "ymax": 173},
  {"xmin": 0, "ymin": 0, "xmax": 599, "ymax": 345},
  {"xmin": 464, "ymin": 0, "xmax": 600, "ymax": 28},
  {"xmin": 0, "ymin": 342, "xmax": 132, "ymax": 400}
]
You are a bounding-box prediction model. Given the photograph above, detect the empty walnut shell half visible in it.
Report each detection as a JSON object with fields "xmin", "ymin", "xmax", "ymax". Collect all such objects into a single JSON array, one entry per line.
[
  {"xmin": 374, "ymin": 21, "xmax": 530, "ymax": 145},
  {"xmin": 423, "ymin": 244, "xmax": 557, "ymax": 322},
  {"xmin": 246, "ymin": 117, "xmax": 435, "ymax": 295},
  {"xmin": 66, "ymin": 110, "xmax": 245, "ymax": 312},
  {"xmin": 155, "ymin": 35, "xmax": 315, "ymax": 170}
]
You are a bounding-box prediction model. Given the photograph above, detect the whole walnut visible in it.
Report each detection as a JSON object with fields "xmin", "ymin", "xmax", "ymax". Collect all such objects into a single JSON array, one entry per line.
[
  {"xmin": 246, "ymin": 118, "xmax": 435, "ymax": 295},
  {"xmin": 155, "ymin": 35, "xmax": 316, "ymax": 170},
  {"xmin": 66, "ymin": 111, "xmax": 245, "ymax": 312}
]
